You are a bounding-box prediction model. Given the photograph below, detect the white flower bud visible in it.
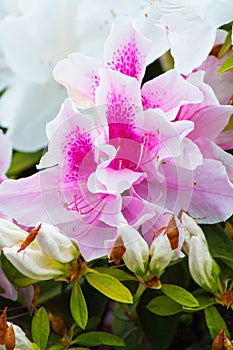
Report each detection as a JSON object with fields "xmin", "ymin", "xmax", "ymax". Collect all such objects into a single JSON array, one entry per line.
[
  {"xmin": 0, "ymin": 323, "xmax": 38, "ymax": 350},
  {"xmin": 35, "ymin": 222, "xmax": 78, "ymax": 262},
  {"xmin": 180, "ymin": 211, "xmax": 207, "ymax": 253},
  {"xmin": 149, "ymin": 234, "xmax": 174, "ymax": 276},
  {"xmin": 3, "ymin": 246, "xmax": 66, "ymax": 281},
  {"xmin": 0, "ymin": 219, "xmax": 31, "ymax": 249},
  {"xmin": 189, "ymin": 236, "xmax": 220, "ymax": 293},
  {"xmin": 118, "ymin": 225, "xmax": 149, "ymax": 276}
]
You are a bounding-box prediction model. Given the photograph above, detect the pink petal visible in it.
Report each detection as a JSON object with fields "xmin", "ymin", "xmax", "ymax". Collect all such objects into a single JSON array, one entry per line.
[
  {"xmin": 187, "ymin": 159, "xmax": 233, "ymax": 223},
  {"xmin": 196, "ymin": 138, "xmax": 233, "ymax": 182},
  {"xmin": 141, "ymin": 69, "xmax": 203, "ymax": 119},
  {"xmin": 53, "ymin": 53, "xmax": 102, "ymax": 107},
  {"xmin": 104, "ymin": 18, "xmax": 151, "ymax": 82},
  {"xmin": 0, "ymin": 268, "xmax": 17, "ymax": 301},
  {"xmin": 0, "ymin": 167, "xmax": 77, "ymax": 227},
  {"xmin": 182, "ymin": 105, "xmax": 233, "ymax": 141},
  {"xmin": 215, "ymin": 130, "xmax": 233, "ymax": 150}
]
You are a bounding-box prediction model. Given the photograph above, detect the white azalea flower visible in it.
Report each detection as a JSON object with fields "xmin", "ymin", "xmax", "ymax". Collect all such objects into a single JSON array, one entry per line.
[
  {"xmin": 135, "ymin": 0, "xmax": 233, "ymax": 74},
  {"xmin": 0, "ymin": 322, "xmax": 38, "ymax": 350},
  {"xmin": 0, "ymin": 0, "xmax": 147, "ymax": 151}
]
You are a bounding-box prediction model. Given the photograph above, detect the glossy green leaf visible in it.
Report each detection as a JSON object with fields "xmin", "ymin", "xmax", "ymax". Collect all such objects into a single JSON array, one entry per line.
[
  {"xmin": 7, "ymin": 150, "xmax": 43, "ymax": 178},
  {"xmin": 48, "ymin": 346, "xmax": 64, "ymax": 350},
  {"xmin": 147, "ymin": 295, "xmax": 182, "ymax": 316},
  {"xmin": 204, "ymin": 305, "xmax": 230, "ymax": 339},
  {"xmin": 183, "ymin": 294, "xmax": 216, "ymax": 311},
  {"xmin": 218, "ymin": 30, "xmax": 232, "ymax": 58},
  {"xmin": 85, "ymin": 272, "xmax": 133, "ymax": 303},
  {"xmin": 31, "ymin": 307, "xmax": 50, "ymax": 350},
  {"xmin": 74, "ymin": 331, "xmax": 125, "ymax": 347},
  {"xmin": 161, "ymin": 284, "xmax": 199, "ymax": 307},
  {"xmin": 203, "ymin": 224, "xmax": 233, "ymax": 268},
  {"xmin": 70, "ymin": 281, "xmax": 88, "ymax": 330},
  {"xmin": 217, "ymin": 53, "xmax": 233, "ymax": 74},
  {"xmin": 94, "ymin": 267, "xmax": 137, "ymax": 281}
]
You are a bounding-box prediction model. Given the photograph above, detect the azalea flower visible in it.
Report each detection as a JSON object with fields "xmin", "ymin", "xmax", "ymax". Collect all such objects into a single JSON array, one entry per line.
[
  {"xmin": 0, "ymin": 322, "xmax": 37, "ymax": 350},
  {"xmin": 0, "ymin": 19, "xmax": 233, "ymax": 261},
  {"xmin": 54, "ymin": 18, "xmax": 233, "ymax": 224},
  {"xmin": 135, "ymin": 0, "xmax": 233, "ymax": 74},
  {"xmin": 0, "ymin": 0, "xmax": 147, "ymax": 151}
]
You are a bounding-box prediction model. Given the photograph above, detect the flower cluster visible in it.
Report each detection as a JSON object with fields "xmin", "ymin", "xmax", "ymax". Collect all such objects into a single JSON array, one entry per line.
[{"xmin": 0, "ymin": 2, "xmax": 232, "ymax": 349}]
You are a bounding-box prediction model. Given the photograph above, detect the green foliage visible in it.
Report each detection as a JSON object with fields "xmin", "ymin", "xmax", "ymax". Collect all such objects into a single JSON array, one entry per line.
[
  {"xmin": 31, "ymin": 307, "xmax": 50, "ymax": 350},
  {"xmin": 204, "ymin": 305, "xmax": 230, "ymax": 339},
  {"xmin": 218, "ymin": 29, "xmax": 232, "ymax": 58},
  {"xmin": 73, "ymin": 331, "xmax": 125, "ymax": 347},
  {"xmin": 1, "ymin": 253, "xmax": 38, "ymax": 287},
  {"xmin": 85, "ymin": 271, "xmax": 133, "ymax": 303},
  {"xmin": 161, "ymin": 284, "xmax": 199, "ymax": 307},
  {"xmin": 147, "ymin": 295, "xmax": 182, "ymax": 316},
  {"xmin": 217, "ymin": 53, "xmax": 233, "ymax": 74},
  {"xmin": 94, "ymin": 267, "xmax": 137, "ymax": 281},
  {"xmin": 70, "ymin": 281, "xmax": 88, "ymax": 330},
  {"xmin": 7, "ymin": 149, "xmax": 43, "ymax": 178},
  {"xmin": 203, "ymin": 224, "xmax": 233, "ymax": 269}
]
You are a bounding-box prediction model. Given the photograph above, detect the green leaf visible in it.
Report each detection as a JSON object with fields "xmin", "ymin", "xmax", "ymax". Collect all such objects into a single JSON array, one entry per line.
[
  {"xmin": 48, "ymin": 346, "xmax": 64, "ymax": 350},
  {"xmin": 161, "ymin": 284, "xmax": 199, "ymax": 307},
  {"xmin": 183, "ymin": 294, "xmax": 216, "ymax": 311},
  {"xmin": 218, "ymin": 30, "xmax": 232, "ymax": 59},
  {"xmin": 94, "ymin": 267, "xmax": 137, "ymax": 281},
  {"xmin": 31, "ymin": 307, "xmax": 50, "ymax": 350},
  {"xmin": 7, "ymin": 150, "xmax": 43, "ymax": 178},
  {"xmin": 85, "ymin": 272, "xmax": 133, "ymax": 303},
  {"xmin": 204, "ymin": 305, "xmax": 230, "ymax": 339},
  {"xmin": 203, "ymin": 224, "xmax": 233, "ymax": 268},
  {"xmin": 70, "ymin": 281, "xmax": 88, "ymax": 330},
  {"xmin": 74, "ymin": 331, "xmax": 125, "ymax": 347},
  {"xmin": 217, "ymin": 52, "xmax": 233, "ymax": 74},
  {"xmin": 147, "ymin": 295, "xmax": 182, "ymax": 316}
]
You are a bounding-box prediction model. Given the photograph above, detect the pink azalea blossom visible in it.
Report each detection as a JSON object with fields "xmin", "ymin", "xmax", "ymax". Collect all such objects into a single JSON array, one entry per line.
[
  {"xmin": 54, "ymin": 18, "xmax": 233, "ymax": 224},
  {"xmin": 0, "ymin": 19, "xmax": 233, "ymax": 260}
]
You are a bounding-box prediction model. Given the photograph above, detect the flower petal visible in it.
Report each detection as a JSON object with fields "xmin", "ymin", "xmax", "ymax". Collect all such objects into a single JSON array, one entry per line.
[
  {"xmin": 141, "ymin": 69, "xmax": 203, "ymax": 119},
  {"xmin": 104, "ymin": 17, "xmax": 152, "ymax": 82},
  {"xmin": 0, "ymin": 130, "xmax": 12, "ymax": 174},
  {"xmin": 53, "ymin": 53, "xmax": 102, "ymax": 107}
]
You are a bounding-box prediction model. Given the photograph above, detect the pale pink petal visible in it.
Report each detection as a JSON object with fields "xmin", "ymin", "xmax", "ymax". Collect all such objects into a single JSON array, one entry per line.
[
  {"xmin": 58, "ymin": 219, "xmax": 117, "ymax": 261},
  {"xmin": 0, "ymin": 167, "xmax": 78, "ymax": 227},
  {"xmin": 169, "ymin": 138, "xmax": 203, "ymax": 170},
  {"xmin": 182, "ymin": 105, "xmax": 233, "ymax": 141},
  {"xmin": 92, "ymin": 167, "xmax": 145, "ymax": 195},
  {"xmin": 196, "ymin": 138, "xmax": 233, "ymax": 182},
  {"xmin": 53, "ymin": 53, "xmax": 102, "ymax": 107},
  {"xmin": 95, "ymin": 68, "xmax": 142, "ymax": 108},
  {"xmin": 0, "ymin": 130, "xmax": 12, "ymax": 174},
  {"xmin": 0, "ymin": 268, "xmax": 17, "ymax": 301},
  {"xmin": 122, "ymin": 196, "xmax": 160, "ymax": 228},
  {"xmin": 198, "ymin": 53, "xmax": 233, "ymax": 104},
  {"xmin": 215, "ymin": 130, "xmax": 233, "ymax": 150},
  {"xmin": 187, "ymin": 159, "xmax": 233, "ymax": 223},
  {"xmin": 143, "ymin": 109, "xmax": 183, "ymax": 160},
  {"xmin": 104, "ymin": 17, "xmax": 151, "ymax": 82},
  {"xmin": 141, "ymin": 69, "xmax": 203, "ymax": 120}
]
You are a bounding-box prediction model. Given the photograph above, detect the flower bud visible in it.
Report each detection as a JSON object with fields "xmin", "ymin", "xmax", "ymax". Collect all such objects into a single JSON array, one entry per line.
[
  {"xmin": 212, "ymin": 327, "xmax": 233, "ymax": 350},
  {"xmin": 8, "ymin": 323, "xmax": 37, "ymax": 350},
  {"xmin": 180, "ymin": 211, "xmax": 207, "ymax": 254},
  {"xmin": 3, "ymin": 246, "xmax": 66, "ymax": 280},
  {"xmin": 189, "ymin": 236, "xmax": 220, "ymax": 293},
  {"xmin": 115, "ymin": 225, "xmax": 149, "ymax": 276},
  {"xmin": 149, "ymin": 234, "xmax": 174, "ymax": 276},
  {"xmin": 0, "ymin": 220, "xmax": 79, "ymax": 281},
  {"xmin": 35, "ymin": 222, "xmax": 78, "ymax": 262}
]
